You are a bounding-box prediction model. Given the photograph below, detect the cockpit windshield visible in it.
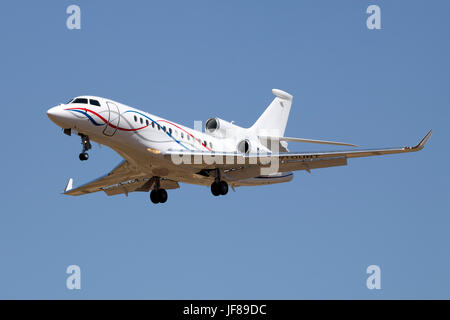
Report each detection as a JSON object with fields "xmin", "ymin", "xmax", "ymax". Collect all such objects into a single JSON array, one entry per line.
[
  {"xmin": 71, "ymin": 98, "xmax": 88, "ymax": 104},
  {"xmin": 69, "ymin": 98, "xmax": 101, "ymax": 106},
  {"xmin": 90, "ymin": 99, "xmax": 101, "ymax": 106}
]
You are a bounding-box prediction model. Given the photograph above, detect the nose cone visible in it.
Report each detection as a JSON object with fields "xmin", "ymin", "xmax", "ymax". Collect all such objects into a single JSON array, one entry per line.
[
  {"xmin": 47, "ymin": 105, "xmax": 69, "ymax": 127},
  {"xmin": 46, "ymin": 106, "xmax": 59, "ymax": 118}
]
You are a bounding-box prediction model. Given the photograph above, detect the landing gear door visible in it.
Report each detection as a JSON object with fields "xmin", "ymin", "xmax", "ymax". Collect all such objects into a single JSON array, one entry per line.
[{"xmin": 103, "ymin": 101, "xmax": 120, "ymax": 136}]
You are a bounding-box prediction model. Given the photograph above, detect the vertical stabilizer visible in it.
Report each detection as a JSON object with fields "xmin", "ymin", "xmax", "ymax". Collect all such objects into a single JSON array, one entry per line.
[{"xmin": 250, "ymin": 89, "xmax": 293, "ymax": 137}]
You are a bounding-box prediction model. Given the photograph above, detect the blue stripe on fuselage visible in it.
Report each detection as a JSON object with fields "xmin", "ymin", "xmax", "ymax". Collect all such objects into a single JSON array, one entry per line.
[
  {"xmin": 123, "ymin": 110, "xmax": 190, "ymax": 150},
  {"xmin": 69, "ymin": 109, "xmax": 104, "ymax": 126}
]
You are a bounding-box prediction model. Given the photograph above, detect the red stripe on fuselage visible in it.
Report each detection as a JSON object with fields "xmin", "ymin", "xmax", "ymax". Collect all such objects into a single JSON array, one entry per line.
[
  {"xmin": 65, "ymin": 108, "xmax": 148, "ymax": 131},
  {"xmin": 65, "ymin": 107, "xmax": 211, "ymax": 150}
]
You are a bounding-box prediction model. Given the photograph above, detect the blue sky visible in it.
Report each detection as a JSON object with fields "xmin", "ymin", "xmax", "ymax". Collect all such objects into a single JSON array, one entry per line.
[{"xmin": 0, "ymin": 0, "xmax": 449, "ymax": 299}]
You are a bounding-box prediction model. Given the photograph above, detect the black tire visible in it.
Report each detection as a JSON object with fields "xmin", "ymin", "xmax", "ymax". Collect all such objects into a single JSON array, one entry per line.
[
  {"xmin": 219, "ymin": 181, "xmax": 228, "ymax": 195},
  {"xmin": 79, "ymin": 153, "xmax": 88, "ymax": 161},
  {"xmin": 150, "ymin": 190, "xmax": 159, "ymax": 204},
  {"xmin": 211, "ymin": 182, "xmax": 220, "ymax": 196},
  {"xmin": 158, "ymin": 189, "xmax": 168, "ymax": 203}
]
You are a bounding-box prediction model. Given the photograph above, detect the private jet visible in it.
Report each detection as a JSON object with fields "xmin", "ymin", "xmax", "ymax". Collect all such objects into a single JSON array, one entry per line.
[{"xmin": 47, "ymin": 89, "xmax": 431, "ymax": 204}]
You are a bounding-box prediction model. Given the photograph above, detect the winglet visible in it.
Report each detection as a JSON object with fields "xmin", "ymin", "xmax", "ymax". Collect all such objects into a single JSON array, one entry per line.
[
  {"xmin": 64, "ymin": 178, "xmax": 74, "ymax": 192},
  {"xmin": 413, "ymin": 130, "xmax": 432, "ymax": 150}
]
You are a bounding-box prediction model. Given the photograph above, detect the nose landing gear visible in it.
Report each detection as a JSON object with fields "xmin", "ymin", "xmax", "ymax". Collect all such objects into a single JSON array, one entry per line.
[
  {"xmin": 79, "ymin": 152, "xmax": 89, "ymax": 161},
  {"xmin": 79, "ymin": 134, "xmax": 91, "ymax": 161}
]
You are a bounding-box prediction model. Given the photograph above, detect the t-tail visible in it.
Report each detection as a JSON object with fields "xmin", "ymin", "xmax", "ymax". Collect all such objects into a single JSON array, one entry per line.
[{"xmin": 252, "ymin": 89, "xmax": 359, "ymax": 151}]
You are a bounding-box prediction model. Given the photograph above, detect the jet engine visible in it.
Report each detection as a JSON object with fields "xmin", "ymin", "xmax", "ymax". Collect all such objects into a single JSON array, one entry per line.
[
  {"xmin": 237, "ymin": 139, "xmax": 251, "ymax": 154},
  {"xmin": 205, "ymin": 118, "xmax": 245, "ymax": 138}
]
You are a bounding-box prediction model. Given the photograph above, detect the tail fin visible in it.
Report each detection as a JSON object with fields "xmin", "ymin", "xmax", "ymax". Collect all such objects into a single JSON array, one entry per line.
[{"xmin": 250, "ymin": 89, "xmax": 293, "ymax": 137}]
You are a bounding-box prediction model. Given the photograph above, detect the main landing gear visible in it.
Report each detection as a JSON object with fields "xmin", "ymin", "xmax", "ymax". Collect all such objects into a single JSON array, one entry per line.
[
  {"xmin": 79, "ymin": 134, "xmax": 91, "ymax": 161},
  {"xmin": 211, "ymin": 180, "xmax": 228, "ymax": 196},
  {"xmin": 150, "ymin": 189, "xmax": 168, "ymax": 204},
  {"xmin": 211, "ymin": 169, "xmax": 228, "ymax": 197},
  {"xmin": 150, "ymin": 177, "xmax": 168, "ymax": 204}
]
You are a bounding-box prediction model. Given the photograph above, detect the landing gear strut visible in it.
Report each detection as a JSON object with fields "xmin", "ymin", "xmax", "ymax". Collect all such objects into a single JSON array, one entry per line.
[
  {"xmin": 211, "ymin": 169, "xmax": 228, "ymax": 196},
  {"xmin": 150, "ymin": 177, "xmax": 168, "ymax": 204},
  {"xmin": 79, "ymin": 134, "xmax": 91, "ymax": 161}
]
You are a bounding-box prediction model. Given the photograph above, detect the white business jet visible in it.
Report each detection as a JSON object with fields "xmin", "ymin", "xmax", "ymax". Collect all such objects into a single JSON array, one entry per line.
[{"xmin": 47, "ymin": 89, "xmax": 431, "ymax": 204}]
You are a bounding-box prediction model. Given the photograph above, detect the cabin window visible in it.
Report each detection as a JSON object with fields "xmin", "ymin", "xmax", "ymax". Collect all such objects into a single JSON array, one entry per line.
[
  {"xmin": 181, "ymin": 132, "xmax": 184, "ymax": 139},
  {"xmin": 146, "ymin": 120, "xmax": 149, "ymax": 126},
  {"xmin": 209, "ymin": 142, "xmax": 213, "ymax": 149},
  {"xmin": 169, "ymin": 128, "xmax": 172, "ymax": 135},
  {"xmin": 157, "ymin": 124, "xmax": 160, "ymax": 130},
  {"xmin": 140, "ymin": 118, "xmax": 143, "ymax": 124},
  {"xmin": 134, "ymin": 115, "xmax": 137, "ymax": 122},
  {"xmin": 162, "ymin": 126, "xmax": 166, "ymax": 132},
  {"xmin": 72, "ymin": 98, "xmax": 88, "ymax": 104},
  {"xmin": 203, "ymin": 141, "xmax": 207, "ymax": 147},
  {"xmin": 90, "ymin": 99, "xmax": 101, "ymax": 106},
  {"xmin": 187, "ymin": 135, "xmax": 190, "ymax": 141},
  {"xmin": 151, "ymin": 122, "xmax": 155, "ymax": 128}
]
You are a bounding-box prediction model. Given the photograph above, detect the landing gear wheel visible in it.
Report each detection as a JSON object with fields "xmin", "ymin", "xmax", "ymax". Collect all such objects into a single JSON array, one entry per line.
[
  {"xmin": 219, "ymin": 181, "xmax": 228, "ymax": 195},
  {"xmin": 150, "ymin": 188, "xmax": 167, "ymax": 204},
  {"xmin": 150, "ymin": 190, "xmax": 160, "ymax": 204},
  {"xmin": 79, "ymin": 152, "xmax": 89, "ymax": 161},
  {"xmin": 78, "ymin": 134, "xmax": 92, "ymax": 161},
  {"xmin": 158, "ymin": 189, "xmax": 168, "ymax": 203},
  {"xmin": 211, "ymin": 182, "xmax": 221, "ymax": 196}
]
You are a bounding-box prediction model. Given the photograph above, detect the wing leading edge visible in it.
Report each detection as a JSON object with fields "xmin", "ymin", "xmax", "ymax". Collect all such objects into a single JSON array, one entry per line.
[{"xmin": 259, "ymin": 136, "xmax": 359, "ymax": 147}]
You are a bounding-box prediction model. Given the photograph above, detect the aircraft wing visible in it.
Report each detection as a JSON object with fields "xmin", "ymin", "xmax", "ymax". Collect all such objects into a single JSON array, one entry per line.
[
  {"xmin": 64, "ymin": 160, "xmax": 179, "ymax": 196},
  {"xmin": 259, "ymin": 136, "xmax": 359, "ymax": 147},
  {"xmin": 163, "ymin": 130, "xmax": 432, "ymax": 173}
]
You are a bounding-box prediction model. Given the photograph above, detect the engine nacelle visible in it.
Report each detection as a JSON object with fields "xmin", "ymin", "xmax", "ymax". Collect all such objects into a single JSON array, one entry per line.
[
  {"xmin": 205, "ymin": 117, "xmax": 245, "ymax": 138},
  {"xmin": 237, "ymin": 139, "xmax": 251, "ymax": 154}
]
